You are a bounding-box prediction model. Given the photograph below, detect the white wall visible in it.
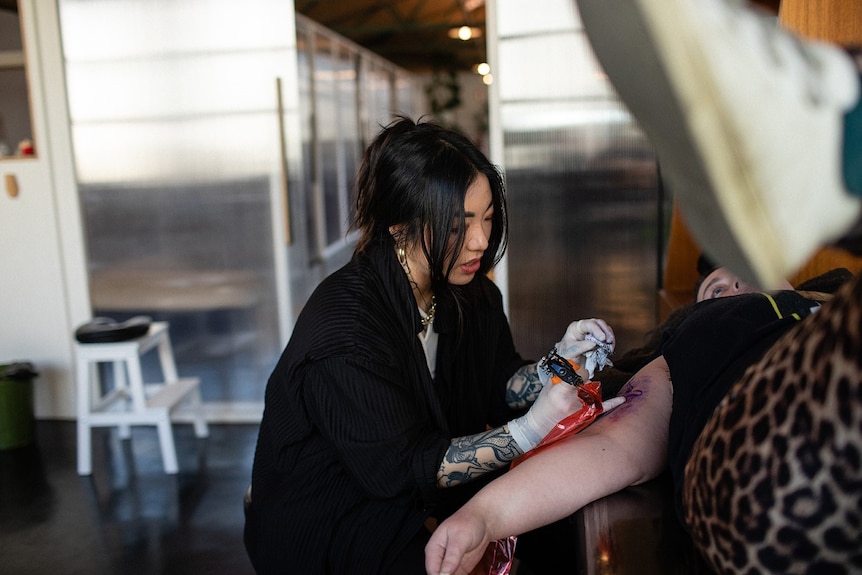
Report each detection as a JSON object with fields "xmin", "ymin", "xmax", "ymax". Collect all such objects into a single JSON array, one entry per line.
[{"xmin": 0, "ymin": 0, "xmax": 91, "ymax": 419}]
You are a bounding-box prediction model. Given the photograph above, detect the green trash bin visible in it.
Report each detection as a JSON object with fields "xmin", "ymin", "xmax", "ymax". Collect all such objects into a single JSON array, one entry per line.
[{"xmin": 0, "ymin": 362, "xmax": 38, "ymax": 450}]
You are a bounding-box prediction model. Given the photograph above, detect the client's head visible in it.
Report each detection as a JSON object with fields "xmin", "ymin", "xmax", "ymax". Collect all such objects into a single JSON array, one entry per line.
[
  {"xmin": 695, "ymin": 254, "xmax": 793, "ymax": 302},
  {"xmin": 697, "ymin": 267, "xmax": 760, "ymax": 302}
]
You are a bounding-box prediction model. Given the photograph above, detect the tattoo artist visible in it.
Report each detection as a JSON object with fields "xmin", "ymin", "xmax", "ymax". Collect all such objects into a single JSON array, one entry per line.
[{"xmin": 243, "ymin": 116, "xmax": 618, "ymax": 574}]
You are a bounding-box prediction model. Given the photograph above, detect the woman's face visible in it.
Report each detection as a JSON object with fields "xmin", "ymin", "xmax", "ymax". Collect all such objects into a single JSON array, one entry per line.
[
  {"xmin": 696, "ymin": 267, "xmax": 792, "ymax": 302},
  {"xmin": 446, "ymin": 173, "xmax": 493, "ymax": 286}
]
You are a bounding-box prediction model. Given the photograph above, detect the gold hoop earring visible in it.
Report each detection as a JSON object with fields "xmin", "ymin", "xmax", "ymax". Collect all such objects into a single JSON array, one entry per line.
[{"xmin": 397, "ymin": 245, "xmax": 408, "ymax": 267}]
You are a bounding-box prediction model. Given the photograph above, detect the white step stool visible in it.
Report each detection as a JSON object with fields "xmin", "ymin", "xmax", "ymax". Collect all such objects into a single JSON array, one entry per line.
[{"xmin": 75, "ymin": 321, "xmax": 209, "ymax": 475}]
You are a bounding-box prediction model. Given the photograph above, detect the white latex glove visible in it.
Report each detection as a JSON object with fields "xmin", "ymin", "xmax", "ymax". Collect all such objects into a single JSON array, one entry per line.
[
  {"xmin": 508, "ymin": 378, "xmax": 583, "ymax": 452},
  {"xmin": 538, "ymin": 319, "xmax": 615, "ymax": 385}
]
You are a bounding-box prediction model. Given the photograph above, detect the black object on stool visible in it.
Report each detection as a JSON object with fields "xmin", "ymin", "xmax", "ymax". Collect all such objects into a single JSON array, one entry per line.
[{"xmin": 75, "ymin": 316, "xmax": 153, "ymax": 344}]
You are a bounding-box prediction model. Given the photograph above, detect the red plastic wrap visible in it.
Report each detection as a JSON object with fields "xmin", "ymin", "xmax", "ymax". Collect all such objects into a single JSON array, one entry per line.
[
  {"xmin": 513, "ymin": 380, "xmax": 604, "ymax": 468},
  {"xmin": 472, "ymin": 381, "xmax": 606, "ymax": 575},
  {"xmin": 468, "ymin": 534, "xmax": 518, "ymax": 575}
]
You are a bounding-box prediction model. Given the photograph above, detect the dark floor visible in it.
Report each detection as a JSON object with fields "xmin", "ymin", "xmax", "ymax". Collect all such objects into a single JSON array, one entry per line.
[
  {"xmin": 0, "ymin": 420, "xmax": 712, "ymax": 575},
  {"xmin": 0, "ymin": 420, "xmax": 257, "ymax": 575}
]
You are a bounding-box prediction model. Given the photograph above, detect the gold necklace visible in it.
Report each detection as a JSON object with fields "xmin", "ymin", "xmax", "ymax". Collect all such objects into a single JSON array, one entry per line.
[
  {"xmin": 420, "ymin": 295, "xmax": 437, "ymax": 328},
  {"xmin": 398, "ymin": 244, "xmax": 436, "ymax": 329}
]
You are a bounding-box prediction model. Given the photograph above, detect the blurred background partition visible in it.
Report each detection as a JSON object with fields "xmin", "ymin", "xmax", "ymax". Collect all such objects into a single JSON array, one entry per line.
[
  {"xmin": 58, "ymin": 0, "xmax": 421, "ymax": 421},
  {"xmin": 489, "ymin": 0, "xmax": 667, "ymax": 359}
]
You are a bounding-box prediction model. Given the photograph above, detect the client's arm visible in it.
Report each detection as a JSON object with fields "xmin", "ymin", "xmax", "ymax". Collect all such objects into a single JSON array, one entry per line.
[{"xmin": 425, "ymin": 356, "xmax": 673, "ymax": 575}]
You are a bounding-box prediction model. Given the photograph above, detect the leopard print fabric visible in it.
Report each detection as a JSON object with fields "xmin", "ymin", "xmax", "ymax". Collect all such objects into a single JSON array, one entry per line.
[{"xmin": 683, "ymin": 274, "xmax": 862, "ymax": 574}]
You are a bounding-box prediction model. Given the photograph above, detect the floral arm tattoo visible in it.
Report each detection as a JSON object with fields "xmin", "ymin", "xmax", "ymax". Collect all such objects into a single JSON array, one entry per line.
[
  {"xmin": 505, "ymin": 363, "xmax": 543, "ymax": 410},
  {"xmin": 437, "ymin": 426, "xmax": 523, "ymax": 488}
]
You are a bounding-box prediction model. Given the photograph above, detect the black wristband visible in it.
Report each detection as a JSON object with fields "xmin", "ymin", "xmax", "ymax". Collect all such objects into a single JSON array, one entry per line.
[{"xmin": 538, "ymin": 347, "xmax": 584, "ymax": 387}]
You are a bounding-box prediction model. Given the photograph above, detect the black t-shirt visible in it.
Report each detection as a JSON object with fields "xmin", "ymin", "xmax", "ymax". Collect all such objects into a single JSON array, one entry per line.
[{"xmin": 661, "ymin": 291, "xmax": 823, "ymax": 526}]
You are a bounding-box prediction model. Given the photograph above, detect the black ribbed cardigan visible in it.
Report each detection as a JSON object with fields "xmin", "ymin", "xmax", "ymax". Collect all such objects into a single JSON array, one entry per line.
[{"xmin": 245, "ymin": 239, "xmax": 527, "ymax": 574}]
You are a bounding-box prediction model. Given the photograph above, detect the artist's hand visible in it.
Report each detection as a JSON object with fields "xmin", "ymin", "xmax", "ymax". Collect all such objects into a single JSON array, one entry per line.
[
  {"xmin": 538, "ymin": 319, "xmax": 615, "ymax": 385},
  {"xmin": 557, "ymin": 318, "xmax": 614, "ymax": 359},
  {"xmin": 508, "ymin": 376, "xmax": 584, "ymax": 452},
  {"xmin": 425, "ymin": 509, "xmax": 491, "ymax": 575}
]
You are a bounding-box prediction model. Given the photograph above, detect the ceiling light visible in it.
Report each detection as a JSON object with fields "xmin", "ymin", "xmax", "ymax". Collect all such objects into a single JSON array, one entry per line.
[{"xmin": 448, "ymin": 26, "xmax": 482, "ymax": 41}]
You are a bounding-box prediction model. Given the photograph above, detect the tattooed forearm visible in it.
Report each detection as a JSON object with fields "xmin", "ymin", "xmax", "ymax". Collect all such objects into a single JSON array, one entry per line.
[
  {"xmin": 505, "ymin": 364, "xmax": 543, "ymax": 409},
  {"xmin": 437, "ymin": 426, "xmax": 524, "ymax": 488}
]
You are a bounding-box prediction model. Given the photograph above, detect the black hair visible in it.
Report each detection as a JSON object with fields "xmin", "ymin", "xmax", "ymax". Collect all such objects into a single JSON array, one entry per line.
[
  {"xmin": 353, "ymin": 116, "xmax": 508, "ymax": 298},
  {"xmin": 696, "ymin": 253, "xmax": 717, "ymax": 278}
]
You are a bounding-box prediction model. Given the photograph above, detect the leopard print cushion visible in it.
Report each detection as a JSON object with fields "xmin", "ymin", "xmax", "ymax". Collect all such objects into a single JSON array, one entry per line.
[{"xmin": 683, "ymin": 275, "xmax": 862, "ymax": 574}]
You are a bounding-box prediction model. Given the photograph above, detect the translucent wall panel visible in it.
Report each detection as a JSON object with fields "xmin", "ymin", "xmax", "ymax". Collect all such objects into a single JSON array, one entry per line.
[
  {"xmin": 295, "ymin": 14, "xmax": 419, "ymax": 261},
  {"xmin": 496, "ymin": 0, "xmax": 579, "ymax": 36},
  {"xmin": 312, "ymin": 32, "xmax": 342, "ymax": 247},
  {"xmin": 295, "ymin": 24, "xmax": 317, "ymax": 266},
  {"xmin": 61, "ymin": 0, "xmax": 300, "ymax": 184},
  {"xmin": 337, "ymin": 47, "xmax": 360, "ymax": 227},
  {"xmin": 497, "ymin": 34, "xmax": 610, "ymax": 103},
  {"xmin": 494, "ymin": 0, "xmax": 665, "ymax": 360},
  {"xmin": 312, "ymin": 34, "xmax": 361, "ymax": 248},
  {"xmin": 365, "ymin": 62, "xmax": 395, "ymax": 130},
  {"xmin": 395, "ymin": 71, "xmax": 421, "ymax": 121},
  {"xmin": 61, "ymin": 0, "xmax": 300, "ymax": 409}
]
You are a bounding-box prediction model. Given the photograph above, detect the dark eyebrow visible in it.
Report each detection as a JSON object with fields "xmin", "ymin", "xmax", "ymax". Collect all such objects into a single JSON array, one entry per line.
[
  {"xmin": 699, "ymin": 276, "xmax": 722, "ymax": 300},
  {"xmin": 464, "ymin": 201, "xmax": 494, "ymax": 218}
]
